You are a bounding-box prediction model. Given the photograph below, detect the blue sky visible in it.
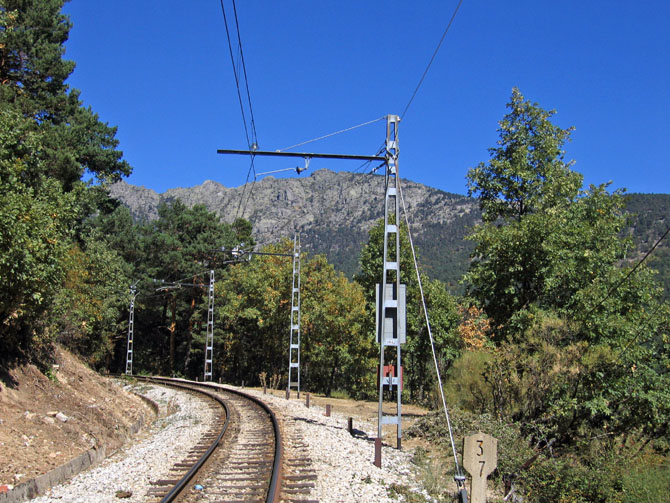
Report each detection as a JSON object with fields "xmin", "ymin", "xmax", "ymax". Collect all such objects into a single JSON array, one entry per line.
[{"xmin": 63, "ymin": 1, "xmax": 669, "ymax": 196}]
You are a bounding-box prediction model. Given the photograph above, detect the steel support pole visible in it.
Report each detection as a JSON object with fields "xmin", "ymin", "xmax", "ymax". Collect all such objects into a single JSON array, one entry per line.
[
  {"xmin": 204, "ymin": 270, "xmax": 215, "ymax": 382},
  {"xmin": 376, "ymin": 115, "xmax": 402, "ymax": 466},
  {"xmin": 125, "ymin": 285, "xmax": 138, "ymax": 375},
  {"xmin": 287, "ymin": 235, "xmax": 301, "ymax": 396}
]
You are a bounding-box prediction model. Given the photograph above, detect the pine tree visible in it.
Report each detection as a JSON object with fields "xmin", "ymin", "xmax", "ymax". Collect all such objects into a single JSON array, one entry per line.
[{"xmin": 0, "ymin": 0, "xmax": 130, "ymax": 189}]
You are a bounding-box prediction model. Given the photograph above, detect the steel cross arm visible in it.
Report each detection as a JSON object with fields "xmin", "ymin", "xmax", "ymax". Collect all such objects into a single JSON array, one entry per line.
[
  {"xmin": 216, "ymin": 149, "xmax": 387, "ymax": 163},
  {"xmin": 213, "ymin": 249, "xmax": 293, "ymax": 258},
  {"xmin": 216, "ymin": 258, "xmax": 249, "ymax": 265},
  {"xmin": 247, "ymin": 251, "xmax": 293, "ymax": 258},
  {"xmin": 155, "ymin": 285, "xmax": 181, "ymax": 292}
]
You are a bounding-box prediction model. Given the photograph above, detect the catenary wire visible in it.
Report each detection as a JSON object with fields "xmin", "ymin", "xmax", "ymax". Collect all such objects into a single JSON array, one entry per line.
[
  {"xmin": 278, "ymin": 116, "xmax": 386, "ymax": 152},
  {"xmin": 153, "ymin": 268, "xmax": 213, "ymax": 288},
  {"xmin": 235, "ymin": 154, "xmax": 257, "ymax": 219},
  {"xmin": 232, "ymin": 0, "xmax": 259, "ymax": 220},
  {"xmin": 241, "ymin": 176, "xmax": 257, "ymax": 218},
  {"xmin": 135, "ymin": 259, "xmax": 247, "ymax": 301},
  {"xmin": 353, "ymin": 142, "xmax": 386, "ymax": 174},
  {"xmin": 400, "ymin": 0, "xmax": 464, "ymax": 120}
]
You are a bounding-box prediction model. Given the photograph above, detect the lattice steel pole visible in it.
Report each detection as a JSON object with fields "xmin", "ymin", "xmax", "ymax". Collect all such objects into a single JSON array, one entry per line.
[
  {"xmin": 125, "ymin": 284, "xmax": 138, "ymax": 375},
  {"xmin": 287, "ymin": 235, "xmax": 302, "ymax": 397},
  {"xmin": 375, "ymin": 114, "xmax": 405, "ymax": 467},
  {"xmin": 203, "ymin": 270, "xmax": 215, "ymax": 382}
]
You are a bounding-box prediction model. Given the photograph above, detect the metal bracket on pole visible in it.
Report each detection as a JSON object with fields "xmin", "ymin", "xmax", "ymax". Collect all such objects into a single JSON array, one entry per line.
[
  {"xmin": 125, "ymin": 284, "xmax": 138, "ymax": 375},
  {"xmin": 287, "ymin": 235, "xmax": 302, "ymax": 396},
  {"xmin": 376, "ymin": 114, "xmax": 404, "ymax": 467},
  {"xmin": 204, "ymin": 270, "xmax": 215, "ymax": 382}
]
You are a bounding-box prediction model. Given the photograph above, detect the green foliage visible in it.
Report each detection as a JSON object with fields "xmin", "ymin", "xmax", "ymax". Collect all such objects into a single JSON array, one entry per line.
[
  {"xmin": 0, "ymin": 0, "xmax": 130, "ymax": 189},
  {"xmin": 522, "ymin": 451, "xmax": 670, "ymax": 503},
  {"xmin": 50, "ymin": 233, "xmax": 130, "ymax": 368},
  {"xmin": 123, "ymin": 200, "xmax": 242, "ymax": 376},
  {"xmin": 460, "ymin": 88, "xmax": 670, "ymax": 501},
  {"xmin": 214, "ymin": 240, "xmax": 371, "ymax": 396},
  {"xmin": 465, "ymin": 89, "xmax": 632, "ymax": 337},
  {"xmin": 407, "ymin": 407, "xmax": 535, "ymax": 492},
  {"xmin": 618, "ymin": 455, "xmax": 670, "ymax": 503},
  {"xmin": 467, "ymin": 87, "xmax": 581, "ymax": 224},
  {"xmin": 302, "ymin": 254, "xmax": 371, "ymax": 397},
  {"xmin": 0, "ymin": 109, "xmax": 78, "ymax": 363},
  {"xmin": 214, "ymin": 240, "xmax": 293, "ymax": 384},
  {"xmin": 523, "ymin": 453, "xmax": 623, "ymax": 503},
  {"xmin": 408, "ymin": 407, "xmax": 670, "ymax": 503},
  {"xmin": 623, "ymin": 193, "xmax": 670, "ymax": 299},
  {"xmin": 443, "ymin": 350, "xmax": 493, "ymax": 414}
]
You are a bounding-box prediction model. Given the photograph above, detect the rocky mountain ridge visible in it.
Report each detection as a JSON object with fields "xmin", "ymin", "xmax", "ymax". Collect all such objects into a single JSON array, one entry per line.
[
  {"xmin": 109, "ymin": 169, "xmax": 479, "ymax": 288},
  {"xmin": 108, "ymin": 170, "xmax": 670, "ymax": 294}
]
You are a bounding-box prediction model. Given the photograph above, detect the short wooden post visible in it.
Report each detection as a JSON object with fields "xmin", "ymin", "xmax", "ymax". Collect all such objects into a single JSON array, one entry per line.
[
  {"xmin": 325, "ymin": 404, "xmax": 331, "ymax": 417},
  {"xmin": 263, "ymin": 384, "xmax": 267, "ymax": 394},
  {"xmin": 463, "ymin": 432, "xmax": 498, "ymax": 503},
  {"xmin": 348, "ymin": 417, "xmax": 353, "ymax": 435},
  {"xmin": 374, "ymin": 438, "xmax": 382, "ymax": 468},
  {"xmin": 305, "ymin": 393, "xmax": 310, "ymax": 408},
  {"xmin": 285, "ymin": 389, "xmax": 290, "ymax": 400}
]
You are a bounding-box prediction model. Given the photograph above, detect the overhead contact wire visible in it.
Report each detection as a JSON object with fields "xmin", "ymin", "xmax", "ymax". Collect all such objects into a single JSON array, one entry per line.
[
  {"xmin": 220, "ymin": 0, "xmax": 252, "ymax": 149},
  {"xmin": 220, "ymin": 0, "xmax": 258, "ymax": 220},
  {"xmin": 232, "ymin": 0, "xmax": 258, "ymax": 146}
]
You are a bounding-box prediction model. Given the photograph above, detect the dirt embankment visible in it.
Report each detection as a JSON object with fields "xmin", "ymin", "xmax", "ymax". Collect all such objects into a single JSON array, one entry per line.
[{"xmin": 0, "ymin": 347, "xmax": 154, "ymax": 487}]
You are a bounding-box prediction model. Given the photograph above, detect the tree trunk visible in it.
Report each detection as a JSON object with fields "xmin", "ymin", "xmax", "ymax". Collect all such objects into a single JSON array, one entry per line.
[
  {"xmin": 183, "ymin": 294, "xmax": 197, "ymax": 374},
  {"xmin": 169, "ymin": 296, "xmax": 176, "ymax": 375},
  {"xmin": 327, "ymin": 355, "xmax": 339, "ymax": 397}
]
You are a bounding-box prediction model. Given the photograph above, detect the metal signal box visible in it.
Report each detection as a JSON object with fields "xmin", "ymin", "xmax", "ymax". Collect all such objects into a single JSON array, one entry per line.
[{"xmin": 376, "ymin": 283, "xmax": 406, "ymax": 345}]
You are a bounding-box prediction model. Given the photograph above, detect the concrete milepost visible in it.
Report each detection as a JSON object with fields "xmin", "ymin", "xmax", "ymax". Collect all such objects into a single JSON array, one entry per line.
[{"xmin": 463, "ymin": 432, "xmax": 498, "ymax": 503}]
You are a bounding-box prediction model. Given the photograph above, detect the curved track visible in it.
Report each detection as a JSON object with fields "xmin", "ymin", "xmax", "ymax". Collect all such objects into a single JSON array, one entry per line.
[{"xmin": 133, "ymin": 377, "xmax": 282, "ymax": 503}]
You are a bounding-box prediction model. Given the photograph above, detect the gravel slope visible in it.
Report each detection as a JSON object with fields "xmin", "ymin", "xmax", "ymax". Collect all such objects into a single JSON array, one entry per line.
[{"xmin": 31, "ymin": 384, "xmax": 214, "ymax": 503}]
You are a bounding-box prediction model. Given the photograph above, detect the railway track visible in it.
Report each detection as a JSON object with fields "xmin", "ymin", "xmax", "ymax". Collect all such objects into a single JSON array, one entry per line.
[{"xmin": 133, "ymin": 377, "xmax": 284, "ymax": 503}]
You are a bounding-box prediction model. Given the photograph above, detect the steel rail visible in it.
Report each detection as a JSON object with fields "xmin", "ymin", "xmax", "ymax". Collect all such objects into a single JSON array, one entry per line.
[
  {"xmin": 199, "ymin": 380, "xmax": 284, "ymax": 503},
  {"xmin": 130, "ymin": 376, "xmax": 283, "ymax": 503},
  {"xmin": 130, "ymin": 376, "xmax": 230, "ymax": 503}
]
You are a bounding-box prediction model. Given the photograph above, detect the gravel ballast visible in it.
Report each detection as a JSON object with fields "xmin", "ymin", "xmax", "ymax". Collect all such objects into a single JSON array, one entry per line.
[{"xmin": 238, "ymin": 387, "xmax": 433, "ymax": 503}]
